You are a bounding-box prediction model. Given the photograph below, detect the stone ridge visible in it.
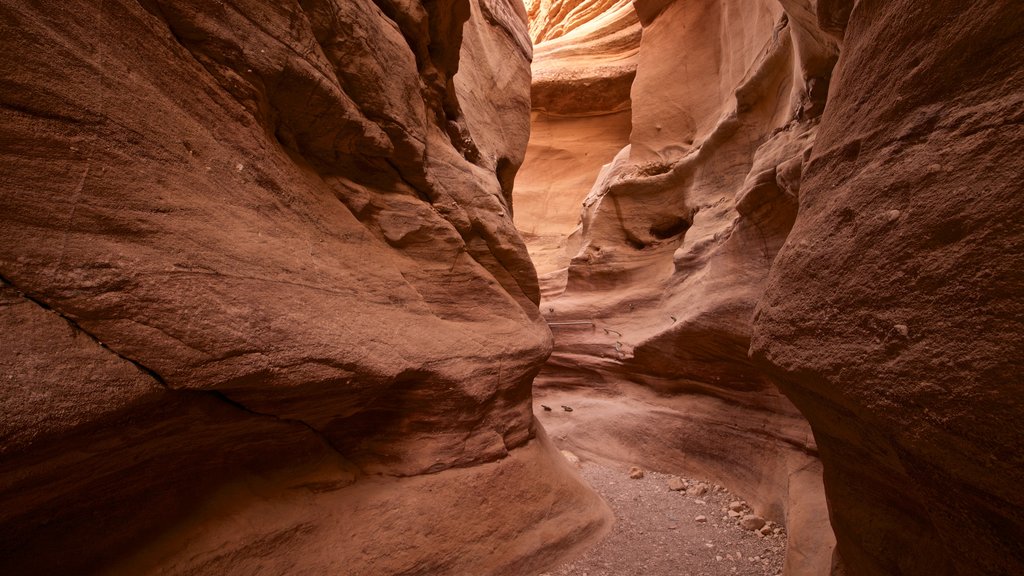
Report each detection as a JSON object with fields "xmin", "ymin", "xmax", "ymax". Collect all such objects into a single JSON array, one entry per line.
[{"xmin": 526, "ymin": 0, "xmax": 635, "ymax": 44}]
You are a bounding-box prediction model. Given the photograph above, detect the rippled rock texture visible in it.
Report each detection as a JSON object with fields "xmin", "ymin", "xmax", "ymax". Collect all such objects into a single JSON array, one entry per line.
[
  {"xmin": 517, "ymin": 0, "xmax": 640, "ymax": 297},
  {"xmin": 515, "ymin": 1, "xmax": 841, "ymax": 573},
  {"xmin": 517, "ymin": 1, "xmax": 1024, "ymax": 575},
  {"xmin": 0, "ymin": 1, "xmax": 610, "ymax": 574}
]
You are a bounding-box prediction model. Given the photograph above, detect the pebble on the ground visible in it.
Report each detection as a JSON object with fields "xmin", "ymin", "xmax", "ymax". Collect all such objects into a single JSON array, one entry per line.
[
  {"xmin": 687, "ymin": 482, "xmax": 709, "ymax": 496},
  {"xmin": 629, "ymin": 466, "xmax": 645, "ymax": 479},
  {"xmin": 739, "ymin": 515, "xmax": 766, "ymax": 531},
  {"xmin": 545, "ymin": 464, "xmax": 788, "ymax": 576},
  {"xmin": 561, "ymin": 450, "xmax": 581, "ymax": 466}
]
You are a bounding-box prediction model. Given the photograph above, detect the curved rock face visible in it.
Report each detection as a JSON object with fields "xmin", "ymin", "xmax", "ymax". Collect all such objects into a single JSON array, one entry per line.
[
  {"xmin": 527, "ymin": 0, "xmax": 639, "ymax": 116},
  {"xmin": 518, "ymin": 0, "xmax": 1024, "ymax": 574},
  {"xmin": 751, "ymin": 1, "xmax": 1024, "ymax": 574},
  {"xmin": 515, "ymin": 1, "xmax": 840, "ymax": 573},
  {"xmin": 516, "ymin": 0, "xmax": 640, "ymax": 299},
  {"xmin": 0, "ymin": 1, "xmax": 610, "ymax": 573}
]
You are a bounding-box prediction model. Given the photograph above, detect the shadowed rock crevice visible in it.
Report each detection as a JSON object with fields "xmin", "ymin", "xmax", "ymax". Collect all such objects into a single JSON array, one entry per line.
[
  {"xmin": 0, "ymin": 273, "xmax": 171, "ymax": 387},
  {"xmin": 3, "ymin": 0, "xmax": 1022, "ymax": 574}
]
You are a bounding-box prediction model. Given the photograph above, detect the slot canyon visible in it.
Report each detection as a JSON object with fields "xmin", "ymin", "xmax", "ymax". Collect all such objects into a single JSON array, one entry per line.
[{"xmin": 0, "ymin": 0, "xmax": 1021, "ymax": 575}]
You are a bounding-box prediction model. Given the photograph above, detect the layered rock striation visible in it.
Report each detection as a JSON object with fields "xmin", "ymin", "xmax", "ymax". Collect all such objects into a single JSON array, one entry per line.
[
  {"xmin": 515, "ymin": 1, "xmax": 840, "ymax": 573},
  {"xmin": 518, "ymin": 0, "xmax": 1024, "ymax": 575},
  {"xmin": 516, "ymin": 0, "xmax": 640, "ymax": 299},
  {"xmin": 0, "ymin": 1, "xmax": 610, "ymax": 574}
]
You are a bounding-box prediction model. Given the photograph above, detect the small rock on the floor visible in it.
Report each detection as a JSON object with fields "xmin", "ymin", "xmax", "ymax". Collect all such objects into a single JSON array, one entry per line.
[
  {"xmin": 561, "ymin": 450, "xmax": 581, "ymax": 466},
  {"xmin": 739, "ymin": 515, "xmax": 766, "ymax": 531},
  {"xmin": 687, "ymin": 482, "xmax": 709, "ymax": 496},
  {"xmin": 561, "ymin": 405, "xmax": 574, "ymax": 412},
  {"xmin": 695, "ymin": 515, "xmax": 707, "ymax": 523},
  {"xmin": 728, "ymin": 501, "xmax": 745, "ymax": 512},
  {"xmin": 629, "ymin": 466, "xmax": 644, "ymax": 479},
  {"xmin": 667, "ymin": 476, "xmax": 687, "ymax": 491}
]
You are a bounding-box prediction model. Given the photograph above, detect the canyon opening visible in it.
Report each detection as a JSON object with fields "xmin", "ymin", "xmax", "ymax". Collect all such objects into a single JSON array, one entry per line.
[{"xmin": 1, "ymin": 1, "xmax": 1022, "ymax": 576}]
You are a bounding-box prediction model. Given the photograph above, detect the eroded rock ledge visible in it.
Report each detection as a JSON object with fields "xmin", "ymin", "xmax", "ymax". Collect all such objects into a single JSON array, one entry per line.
[{"xmin": 0, "ymin": 1, "xmax": 610, "ymax": 574}]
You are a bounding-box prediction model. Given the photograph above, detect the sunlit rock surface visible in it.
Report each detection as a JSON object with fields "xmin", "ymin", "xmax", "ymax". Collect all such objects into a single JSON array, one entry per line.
[
  {"xmin": 518, "ymin": 1, "xmax": 1024, "ymax": 575},
  {"xmin": 515, "ymin": 1, "xmax": 839, "ymax": 573},
  {"xmin": 516, "ymin": 0, "xmax": 640, "ymax": 299}
]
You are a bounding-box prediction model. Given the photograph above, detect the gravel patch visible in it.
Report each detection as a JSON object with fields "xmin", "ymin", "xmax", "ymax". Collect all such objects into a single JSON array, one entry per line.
[{"xmin": 541, "ymin": 461, "xmax": 786, "ymax": 576}]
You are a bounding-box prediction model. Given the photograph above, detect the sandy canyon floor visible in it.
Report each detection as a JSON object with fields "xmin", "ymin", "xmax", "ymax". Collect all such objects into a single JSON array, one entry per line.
[{"xmin": 543, "ymin": 462, "xmax": 787, "ymax": 576}]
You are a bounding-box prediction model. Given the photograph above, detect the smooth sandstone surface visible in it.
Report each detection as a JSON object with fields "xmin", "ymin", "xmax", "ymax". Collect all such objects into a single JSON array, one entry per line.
[
  {"xmin": 515, "ymin": 1, "xmax": 838, "ymax": 574},
  {"xmin": 0, "ymin": 1, "xmax": 610, "ymax": 574},
  {"xmin": 752, "ymin": 1, "xmax": 1024, "ymax": 574},
  {"xmin": 516, "ymin": 0, "xmax": 640, "ymax": 299}
]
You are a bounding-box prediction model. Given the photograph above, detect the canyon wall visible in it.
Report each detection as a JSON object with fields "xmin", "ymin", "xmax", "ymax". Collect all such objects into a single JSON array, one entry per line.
[
  {"xmin": 0, "ymin": 1, "xmax": 611, "ymax": 574},
  {"xmin": 751, "ymin": 1, "xmax": 1024, "ymax": 574},
  {"xmin": 515, "ymin": 1, "xmax": 840, "ymax": 573},
  {"xmin": 512, "ymin": 0, "xmax": 847, "ymax": 569},
  {"xmin": 516, "ymin": 0, "xmax": 640, "ymax": 298},
  {"xmin": 518, "ymin": 0, "xmax": 1024, "ymax": 575}
]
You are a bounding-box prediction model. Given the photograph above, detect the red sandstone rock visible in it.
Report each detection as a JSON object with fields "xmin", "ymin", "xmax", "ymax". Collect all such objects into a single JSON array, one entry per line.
[
  {"xmin": 6, "ymin": 0, "xmax": 1019, "ymax": 573},
  {"xmin": 515, "ymin": 0, "xmax": 640, "ymax": 301},
  {"xmin": 751, "ymin": 1, "xmax": 1024, "ymax": 574},
  {"xmin": 0, "ymin": 1, "xmax": 610, "ymax": 573},
  {"xmin": 515, "ymin": 1, "xmax": 838, "ymax": 573},
  {"xmin": 527, "ymin": 0, "xmax": 639, "ymax": 116},
  {"xmin": 520, "ymin": 0, "xmax": 1024, "ymax": 574}
]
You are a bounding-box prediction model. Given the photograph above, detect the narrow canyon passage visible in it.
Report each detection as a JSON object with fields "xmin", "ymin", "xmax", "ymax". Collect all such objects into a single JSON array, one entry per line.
[
  {"xmin": 514, "ymin": 0, "xmax": 836, "ymax": 573},
  {"xmin": 516, "ymin": 1, "xmax": 1024, "ymax": 575},
  {"xmin": 1, "ymin": 1, "xmax": 1022, "ymax": 576}
]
